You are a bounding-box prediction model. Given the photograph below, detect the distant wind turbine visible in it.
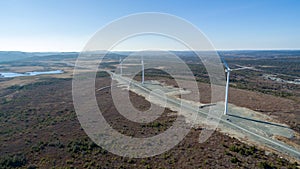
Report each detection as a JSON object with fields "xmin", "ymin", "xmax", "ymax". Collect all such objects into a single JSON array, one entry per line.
[
  {"xmin": 141, "ymin": 56, "xmax": 144, "ymax": 84},
  {"xmin": 119, "ymin": 57, "xmax": 123, "ymax": 76}
]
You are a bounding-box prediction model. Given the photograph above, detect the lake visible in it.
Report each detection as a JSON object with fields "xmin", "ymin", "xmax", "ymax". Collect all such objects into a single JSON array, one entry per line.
[{"xmin": 0, "ymin": 70, "xmax": 64, "ymax": 78}]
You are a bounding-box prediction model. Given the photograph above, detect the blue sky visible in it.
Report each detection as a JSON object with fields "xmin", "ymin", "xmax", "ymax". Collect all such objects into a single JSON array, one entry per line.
[{"xmin": 0, "ymin": 0, "xmax": 299, "ymax": 52}]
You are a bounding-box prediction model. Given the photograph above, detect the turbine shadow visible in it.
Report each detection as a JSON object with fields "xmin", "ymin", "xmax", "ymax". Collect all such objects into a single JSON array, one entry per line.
[{"xmin": 228, "ymin": 114, "xmax": 289, "ymax": 128}]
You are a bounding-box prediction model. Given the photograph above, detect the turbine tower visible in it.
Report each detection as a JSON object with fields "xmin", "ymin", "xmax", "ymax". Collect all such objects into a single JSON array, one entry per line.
[
  {"xmin": 222, "ymin": 58, "xmax": 231, "ymax": 115},
  {"xmin": 141, "ymin": 56, "xmax": 144, "ymax": 84},
  {"xmin": 119, "ymin": 57, "xmax": 123, "ymax": 76}
]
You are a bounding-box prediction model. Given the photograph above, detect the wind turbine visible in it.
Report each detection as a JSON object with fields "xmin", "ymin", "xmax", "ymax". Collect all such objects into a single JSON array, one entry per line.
[
  {"xmin": 119, "ymin": 57, "xmax": 123, "ymax": 76},
  {"xmin": 141, "ymin": 56, "xmax": 144, "ymax": 84},
  {"xmin": 221, "ymin": 59, "xmax": 260, "ymax": 115},
  {"xmin": 222, "ymin": 58, "xmax": 231, "ymax": 115}
]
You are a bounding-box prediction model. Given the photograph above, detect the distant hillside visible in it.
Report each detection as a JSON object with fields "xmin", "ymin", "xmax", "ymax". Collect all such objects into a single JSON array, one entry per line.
[
  {"xmin": 0, "ymin": 51, "xmax": 79, "ymax": 63},
  {"xmin": 21, "ymin": 52, "xmax": 78, "ymax": 61},
  {"xmin": 0, "ymin": 51, "xmax": 33, "ymax": 62},
  {"xmin": 218, "ymin": 50, "xmax": 300, "ymax": 58},
  {"xmin": 1, "ymin": 50, "xmax": 299, "ymax": 63}
]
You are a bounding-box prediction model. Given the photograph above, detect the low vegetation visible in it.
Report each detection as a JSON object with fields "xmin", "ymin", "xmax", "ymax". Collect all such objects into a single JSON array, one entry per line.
[{"xmin": 0, "ymin": 51, "xmax": 300, "ymax": 168}]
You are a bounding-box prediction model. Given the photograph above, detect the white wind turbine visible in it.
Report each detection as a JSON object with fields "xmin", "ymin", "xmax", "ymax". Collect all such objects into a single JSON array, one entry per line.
[
  {"xmin": 141, "ymin": 56, "xmax": 145, "ymax": 84},
  {"xmin": 119, "ymin": 57, "xmax": 123, "ymax": 76},
  {"xmin": 222, "ymin": 58, "xmax": 231, "ymax": 115},
  {"xmin": 221, "ymin": 58, "xmax": 260, "ymax": 115}
]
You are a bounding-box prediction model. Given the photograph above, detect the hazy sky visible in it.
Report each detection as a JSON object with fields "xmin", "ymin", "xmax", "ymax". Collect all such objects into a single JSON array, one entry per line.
[{"xmin": 0, "ymin": 0, "xmax": 299, "ymax": 52}]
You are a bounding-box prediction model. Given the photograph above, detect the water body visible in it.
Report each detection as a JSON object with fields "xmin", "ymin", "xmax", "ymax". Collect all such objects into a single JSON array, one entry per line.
[{"xmin": 0, "ymin": 70, "xmax": 63, "ymax": 78}]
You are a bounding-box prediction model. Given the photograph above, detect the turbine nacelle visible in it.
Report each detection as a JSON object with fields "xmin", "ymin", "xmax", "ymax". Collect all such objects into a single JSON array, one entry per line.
[{"xmin": 225, "ymin": 68, "xmax": 231, "ymax": 73}]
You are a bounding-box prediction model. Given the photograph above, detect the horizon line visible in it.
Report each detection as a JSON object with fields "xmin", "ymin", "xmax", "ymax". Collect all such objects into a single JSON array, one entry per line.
[{"xmin": 1, "ymin": 48, "xmax": 300, "ymax": 53}]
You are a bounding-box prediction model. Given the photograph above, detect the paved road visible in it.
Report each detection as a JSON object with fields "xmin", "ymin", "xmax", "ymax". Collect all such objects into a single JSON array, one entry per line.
[{"xmin": 109, "ymin": 72, "xmax": 300, "ymax": 161}]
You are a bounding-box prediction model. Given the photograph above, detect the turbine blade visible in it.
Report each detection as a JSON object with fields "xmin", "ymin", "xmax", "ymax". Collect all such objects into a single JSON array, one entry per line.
[
  {"xmin": 231, "ymin": 67, "xmax": 249, "ymax": 71},
  {"xmin": 221, "ymin": 57, "xmax": 230, "ymax": 69},
  {"xmin": 231, "ymin": 67, "xmax": 262, "ymax": 71}
]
